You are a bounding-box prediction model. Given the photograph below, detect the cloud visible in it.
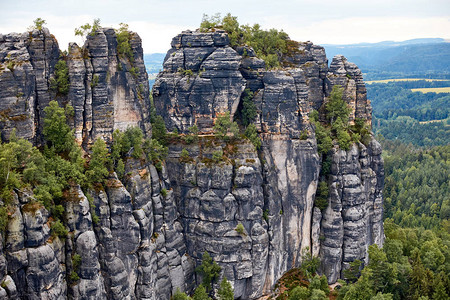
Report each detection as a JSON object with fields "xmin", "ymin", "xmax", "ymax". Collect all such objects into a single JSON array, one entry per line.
[{"xmin": 282, "ymin": 16, "xmax": 450, "ymax": 45}]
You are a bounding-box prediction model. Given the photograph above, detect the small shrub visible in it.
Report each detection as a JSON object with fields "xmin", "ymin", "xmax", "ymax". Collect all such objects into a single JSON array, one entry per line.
[
  {"xmin": 160, "ymin": 188, "xmax": 167, "ymax": 197},
  {"xmin": 245, "ymin": 124, "xmax": 261, "ymax": 150},
  {"xmin": 31, "ymin": 18, "xmax": 46, "ymax": 31},
  {"xmin": 69, "ymin": 271, "xmax": 80, "ymax": 282},
  {"xmin": 241, "ymin": 88, "xmax": 256, "ymax": 126},
  {"xmin": 72, "ymin": 254, "xmax": 82, "ymax": 271},
  {"xmin": 180, "ymin": 148, "xmax": 191, "ymax": 163},
  {"xmin": 116, "ymin": 23, "xmax": 134, "ymax": 62},
  {"xmin": 75, "ymin": 18, "xmax": 101, "ymax": 42},
  {"xmin": 314, "ymin": 181, "xmax": 329, "ymax": 210},
  {"xmin": 299, "ymin": 129, "xmax": 308, "ymax": 140},
  {"xmin": 263, "ymin": 209, "xmax": 269, "ymax": 222},
  {"xmin": 0, "ymin": 206, "xmax": 9, "ymax": 233},
  {"xmin": 195, "ymin": 251, "xmax": 222, "ymax": 292},
  {"xmin": 212, "ymin": 149, "xmax": 223, "ymax": 163},
  {"xmin": 51, "ymin": 220, "xmax": 68, "ymax": 238},
  {"xmin": 91, "ymin": 74, "xmax": 99, "ymax": 88},
  {"xmin": 50, "ymin": 59, "xmax": 69, "ymax": 95},
  {"xmin": 130, "ymin": 67, "xmax": 138, "ymax": 78},
  {"xmin": 235, "ymin": 223, "xmax": 245, "ymax": 235},
  {"xmin": 214, "ymin": 112, "xmax": 239, "ymax": 141}
]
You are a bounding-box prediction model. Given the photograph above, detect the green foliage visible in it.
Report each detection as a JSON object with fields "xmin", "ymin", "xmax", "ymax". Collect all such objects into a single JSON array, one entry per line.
[
  {"xmin": 199, "ymin": 13, "xmax": 222, "ymax": 32},
  {"xmin": 50, "ymin": 59, "xmax": 69, "ymax": 95},
  {"xmin": 86, "ymin": 138, "xmax": 109, "ymax": 185},
  {"xmin": 160, "ymin": 188, "xmax": 167, "ymax": 197},
  {"xmin": 314, "ymin": 181, "xmax": 329, "ymax": 210},
  {"xmin": 144, "ymin": 138, "xmax": 168, "ymax": 168},
  {"xmin": 214, "ymin": 112, "xmax": 239, "ymax": 141},
  {"xmin": 91, "ymin": 74, "xmax": 99, "ymax": 88},
  {"xmin": 333, "ymin": 118, "xmax": 352, "ymax": 150},
  {"xmin": 382, "ymin": 144, "xmax": 449, "ymax": 230},
  {"xmin": 368, "ymin": 81, "xmax": 450, "ymax": 147},
  {"xmin": 0, "ymin": 206, "xmax": 8, "ymax": 234},
  {"xmin": 313, "ymin": 121, "xmax": 332, "ymax": 156},
  {"xmin": 72, "ymin": 254, "xmax": 81, "ymax": 271},
  {"xmin": 299, "ymin": 129, "xmax": 308, "ymax": 140},
  {"xmin": 43, "ymin": 101, "xmax": 75, "ymax": 153},
  {"xmin": 343, "ymin": 259, "xmax": 362, "ymax": 283},
  {"xmin": 199, "ymin": 13, "xmax": 291, "ymax": 69},
  {"xmin": 309, "ymin": 275, "xmax": 329, "ymax": 296},
  {"xmin": 69, "ymin": 271, "xmax": 80, "ymax": 282},
  {"xmin": 325, "ymin": 85, "xmax": 351, "ymax": 124},
  {"xmin": 212, "ymin": 149, "xmax": 223, "ymax": 163},
  {"xmin": 241, "ymin": 89, "xmax": 256, "ymax": 126},
  {"xmin": 75, "ymin": 18, "xmax": 101, "ymax": 41},
  {"xmin": 235, "ymin": 223, "xmax": 245, "ymax": 235},
  {"xmin": 172, "ymin": 288, "xmax": 192, "ymax": 300},
  {"xmin": 192, "ymin": 285, "xmax": 211, "ymax": 300},
  {"xmin": 184, "ymin": 125, "xmax": 199, "ymax": 144},
  {"xmin": 195, "ymin": 251, "xmax": 222, "ymax": 292},
  {"xmin": 178, "ymin": 67, "xmax": 194, "ymax": 77},
  {"xmin": 151, "ymin": 115, "xmax": 167, "ymax": 146},
  {"xmin": 180, "ymin": 148, "xmax": 191, "ymax": 163},
  {"xmin": 299, "ymin": 247, "xmax": 320, "ymax": 280},
  {"xmin": 309, "ymin": 289, "xmax": 327, "ymax": 300},
  {"xmin": 51, "ymin": 220, "xmax": 68, "ymax": 238},
  {"xmin": 245, "ymin": 123, "xmax": 261, "ymax": 150},
  {"xmin": 31, "ymin": 18, "xmax": 46, "ymax": 31},
  {"xmin": 217, "ymin": 277, "xmax": 234, "ymax": 300},
  {"xmin": 288, "ymin": 286, "xmax": 309, "ymax": 300},
  {"xmin": 116, "ymin": 23, "xmax": 134, "ymax": 62}
]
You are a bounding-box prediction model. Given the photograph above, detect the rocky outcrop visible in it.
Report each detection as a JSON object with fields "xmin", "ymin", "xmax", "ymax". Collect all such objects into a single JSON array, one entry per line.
[
  {"xmin": 316, "ymin": 139, "xmax": 384, "ymax": 283},
  {"xmin": 0, "ymin": 27, "xmax": 383, "ymax": 299},
  {"xmin": 155, "ymin": 29, "xmax": 383, "ymax": 298},
  {"xmin": 0, "ymin": 27, "xmax": 150, "ymax": 144}
]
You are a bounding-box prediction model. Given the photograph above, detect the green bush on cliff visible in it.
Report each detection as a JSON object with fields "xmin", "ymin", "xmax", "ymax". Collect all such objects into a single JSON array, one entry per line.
[
  {"xmin": 245, "ymin": 124, "xmax": 261, "ymax": 150},
  {"xmin": 199, "ymin": 13, "xmax": 291, "ymax": 69},
  {"xmin": 86, "ymin": 138, "xmax": 109, "ymax": 185},
  {"xmin": 241, "ymin": 88, "xmax": 257, "ymax": 127},
  {"xmin": 30, "ymin": 18, "xmax": 46, "ymax": 31},
  {"xmin": 196, "ymin": 251, "xmax": 222, "ymax": 292},
  {"xmin": 213, "ymin": 112, "xmax": 239, "ymax": 141},
  {"xmin": 75, "ymin": 18, "xmax": 101, "ymax": 40},
  {"xmin": 50, "ymin": 58, "xmax": 69, "ymax": 95},
  {"xmin": 116, "ymin": 23, "xmax": 134, "ymax": 62}
]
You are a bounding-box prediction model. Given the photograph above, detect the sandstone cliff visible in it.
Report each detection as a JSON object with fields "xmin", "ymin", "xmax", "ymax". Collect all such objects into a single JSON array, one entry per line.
[{"xmin": 0, "ymin": 27, "xmax": 383, "ymax": 299}]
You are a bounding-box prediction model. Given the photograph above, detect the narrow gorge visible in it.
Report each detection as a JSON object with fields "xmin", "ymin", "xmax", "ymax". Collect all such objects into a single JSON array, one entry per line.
[{"xmin": 0, "ymin": 26, "xmax": 383, "ymax": 299}]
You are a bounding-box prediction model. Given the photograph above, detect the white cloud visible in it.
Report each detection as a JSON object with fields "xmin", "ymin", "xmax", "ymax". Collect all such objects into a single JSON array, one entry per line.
[{"xmin": 283, "ymin": 16, "xmax": 450, "ymax": 45}]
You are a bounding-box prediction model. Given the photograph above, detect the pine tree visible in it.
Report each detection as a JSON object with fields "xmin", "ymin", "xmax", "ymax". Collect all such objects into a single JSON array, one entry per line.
[{"xmin": 217, "ymin": 277, "xmax": 234, "ymax": 300}]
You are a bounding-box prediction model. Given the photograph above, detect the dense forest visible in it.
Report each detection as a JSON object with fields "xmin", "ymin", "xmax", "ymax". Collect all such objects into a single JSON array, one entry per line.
[{"xmin": 367, "ymin": 81, "xmax": 450, "ymax": 147}]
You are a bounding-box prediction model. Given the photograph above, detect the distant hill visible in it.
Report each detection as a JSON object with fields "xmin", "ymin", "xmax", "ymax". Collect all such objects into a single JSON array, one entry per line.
[
  {"xmin": 144, "ymin": 53, "xmax": 165, "ymax": 74},
  {"xmin": 144, "ymin": 38, "xmax": 450, "ymax": 84},
  {"xmin": 322, "ymin": 38, "xmax": 450, "ymax": 79}
]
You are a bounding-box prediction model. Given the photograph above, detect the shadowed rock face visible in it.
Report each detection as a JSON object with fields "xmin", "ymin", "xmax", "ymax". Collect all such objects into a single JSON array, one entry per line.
[{"xmin": 0, "ymin": 27, "xmax": 383, "ymax": 299}]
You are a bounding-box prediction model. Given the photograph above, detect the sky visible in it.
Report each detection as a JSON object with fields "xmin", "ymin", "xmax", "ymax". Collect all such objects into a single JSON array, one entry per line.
[{"xmin": 0, "ymin": 0, "xmax": 449, "ymax": 53}]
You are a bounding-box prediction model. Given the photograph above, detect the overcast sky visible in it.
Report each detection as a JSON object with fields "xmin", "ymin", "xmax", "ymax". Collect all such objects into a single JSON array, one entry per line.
[{"xmin": 1, "ymin": 0, "xmax": 449, "ymax": 53}]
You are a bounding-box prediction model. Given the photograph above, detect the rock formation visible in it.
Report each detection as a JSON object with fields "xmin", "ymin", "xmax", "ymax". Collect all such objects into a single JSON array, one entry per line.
[{"xmin": 0, "ymin": 27, "xmax": 384, "ymax": 299}]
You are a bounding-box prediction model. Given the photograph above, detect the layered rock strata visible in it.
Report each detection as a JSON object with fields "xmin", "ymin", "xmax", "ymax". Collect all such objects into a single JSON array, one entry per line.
[
  {"xmin": 0, "ymin": 27, "xmax": 384, "ymax": 299},
  {"xmin": 154, "ymin": 30, "xmax": 384, "ymax": 297},
  {"xmin": 0, "ymin": 27, "xmax": 150, "ymax": 144}
]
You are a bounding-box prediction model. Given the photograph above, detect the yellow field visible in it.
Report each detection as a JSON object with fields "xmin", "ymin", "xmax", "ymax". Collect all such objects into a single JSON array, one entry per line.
[
  {"xmin": 411, "ymin": 87, "xmax": 450, "ymax": 93},
  {"xmin": 365, "ymin": 78, "xmax": 449, "ymax": 84}
]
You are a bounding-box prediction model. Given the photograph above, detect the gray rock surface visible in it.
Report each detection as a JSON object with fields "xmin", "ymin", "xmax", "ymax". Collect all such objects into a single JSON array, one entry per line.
[{"xmin": 0, "ymin": 28, "xmax": 383, "ymax": 299}]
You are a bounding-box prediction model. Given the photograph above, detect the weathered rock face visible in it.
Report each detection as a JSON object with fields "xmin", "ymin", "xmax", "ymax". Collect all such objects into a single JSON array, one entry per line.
[
  {"xmin": 0, "ymin": 27, "xmax": 150, "ymax": 144},
  {"xmin": 155, "ymin": 29, "xmax": 384, "ymax": 298},
  {"xmin": 0, "ymin": 27, "xmax": 383, "ymax": 300},
  {"xmin": 315, "ymin": 139, "xmax": 384, "ymax": 283}
]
